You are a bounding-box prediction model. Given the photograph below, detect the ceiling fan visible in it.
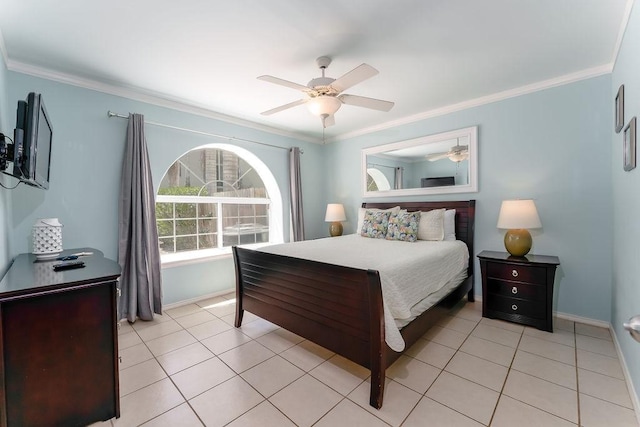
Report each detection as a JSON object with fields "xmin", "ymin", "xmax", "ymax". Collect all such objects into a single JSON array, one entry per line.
[
  {"xmin": 258, "ymin": 56, "xmax": 394, "ymax": 128},
  {"xmin": 426, "ymin": 140, "xmax": 469, "ymax": 163}
]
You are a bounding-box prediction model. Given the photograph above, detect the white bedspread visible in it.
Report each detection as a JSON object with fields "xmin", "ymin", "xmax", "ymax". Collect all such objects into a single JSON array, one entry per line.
[{"xmin": 257, "ymin": 234, "xmax": 469, "ymax": 352}]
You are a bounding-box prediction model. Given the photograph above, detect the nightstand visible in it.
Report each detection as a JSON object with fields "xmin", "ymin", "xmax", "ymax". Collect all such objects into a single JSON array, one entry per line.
[{"xmin": 478, "ymin": 250, "xmax": 560, "ymax": 332}]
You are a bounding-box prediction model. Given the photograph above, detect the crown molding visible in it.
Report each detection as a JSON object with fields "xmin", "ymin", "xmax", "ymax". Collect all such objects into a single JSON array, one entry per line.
[
  {"xmin": 331, "ymin": 64, "xmax": 612, "ymax": 143},
  {"xmin": 6, "ymin": 60, "xmax": 320, "ymax": 144},
  {"xmin": 6, "ymin": 56, "xmax": 612, "ymax": 146},
  {"xmin": 0, "ymin": 28, "xmax": 8, "ymax": 68},
  {"xmin": 612, "ymin": 0, "xmax": 636, "ymax": 66}
]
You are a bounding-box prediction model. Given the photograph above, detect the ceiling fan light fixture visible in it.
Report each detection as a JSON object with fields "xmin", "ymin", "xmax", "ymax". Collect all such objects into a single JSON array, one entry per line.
[
  {"xmin": 449, "ymin": 151, "xmax": 469, "ymax": 162},
  {"xmin": 307, "ymin": 95, "xmax": 341, "ymax": 117}
]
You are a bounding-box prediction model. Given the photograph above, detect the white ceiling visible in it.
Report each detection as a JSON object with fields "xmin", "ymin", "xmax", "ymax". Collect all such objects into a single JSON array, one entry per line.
[{"xmin": 0, "ymin": 0, "xmax": 632, "ymax": 143}]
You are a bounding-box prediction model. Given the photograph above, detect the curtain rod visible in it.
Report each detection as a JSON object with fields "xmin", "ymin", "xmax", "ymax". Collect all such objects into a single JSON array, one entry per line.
[{"xmin": 107, "ymin": 111, "xmax": 302, "ymax": 153}]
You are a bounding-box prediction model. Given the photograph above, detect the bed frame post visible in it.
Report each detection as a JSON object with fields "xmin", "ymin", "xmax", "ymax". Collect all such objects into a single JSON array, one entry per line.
[
  {"xmin": 367, "ymin": 269, "xmax": 386, "ymax": 409},
  {"xmin": 232, "ymin": 246, "xmax": 244, "ymax": 327}
]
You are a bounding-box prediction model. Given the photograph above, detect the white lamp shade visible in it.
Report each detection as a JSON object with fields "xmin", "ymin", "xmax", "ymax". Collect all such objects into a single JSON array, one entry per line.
[
  {"xmin": 307, "ymin": 96, "xmax": 342, "ymax": 117},
  {"xmin": 497, "ymin": 199, "xmax": 542, "ymax": 229},
  {"xmin": 325, "ymin": 203, "xmax": 346, "ymax": 222}
]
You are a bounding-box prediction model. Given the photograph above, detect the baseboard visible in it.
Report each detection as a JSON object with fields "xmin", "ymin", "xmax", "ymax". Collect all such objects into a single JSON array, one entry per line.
[
  {"xmin": 553, "ymin": 311, "xmax": 610, "ymax": 329},
  {"xmin": 611, "ymin": 329, "xmax": 640, "ymax": 425},
  {"xmin": 163, "ymin": 288, "xmax": 235, "ymax": 311}
]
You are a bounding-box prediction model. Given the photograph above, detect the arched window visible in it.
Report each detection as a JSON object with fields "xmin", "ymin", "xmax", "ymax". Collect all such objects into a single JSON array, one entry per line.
[
  {"xmin": 366, "ymin": 167, "xmax": 391, "ymax": 191},
  {"xmin": 156, "ymin": 144, "xmax": 283, "ymax": 264}
]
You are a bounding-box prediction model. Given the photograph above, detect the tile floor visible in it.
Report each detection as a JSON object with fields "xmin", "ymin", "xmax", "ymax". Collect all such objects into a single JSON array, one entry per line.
[{"xmin": 97, "ymin": 295, "xmax": 639, "ymax": 427}]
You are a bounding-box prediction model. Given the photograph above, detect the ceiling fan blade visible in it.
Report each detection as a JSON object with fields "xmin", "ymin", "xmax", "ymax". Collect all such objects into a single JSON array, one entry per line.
[
  {"xmin": 257, "ymin": 75, "xmax": 309, "ymax": 92},
  {"xmin": 426, "ymin": 152, "xmax": 450, "ymax": 161},
  {"xmin": 261, "ymin": 99, "xmax": 307, "ymax": 116},
  {"xmin": 331, "ymin": 64, "xmax": 379, "ymax": 93},
  {"xmin": 322, "ymin": 114, "xmax": 335, "ymax": 128},
  {"xmin": 338, "ymin": 94, "xmax": 394, "ymax": 112}
]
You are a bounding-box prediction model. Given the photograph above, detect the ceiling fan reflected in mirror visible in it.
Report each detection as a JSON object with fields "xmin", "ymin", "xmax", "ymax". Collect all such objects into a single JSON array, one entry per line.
[
  {"xmin": 258, "ymin": 56, "xmax": 394, "ymax": 128},
  {"xmin": 426, "ymin": 140, "xmax": 469, "ymax": 163}
]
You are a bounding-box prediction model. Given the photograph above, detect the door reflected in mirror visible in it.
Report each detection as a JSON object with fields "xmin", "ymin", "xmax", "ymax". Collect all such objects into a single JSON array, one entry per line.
[{"xmin": 362, "ymin": 126, "xmax": 478, "ymax": 197}]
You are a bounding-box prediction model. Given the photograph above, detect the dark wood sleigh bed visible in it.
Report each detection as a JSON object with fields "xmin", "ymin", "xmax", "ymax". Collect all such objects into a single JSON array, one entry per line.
[{"xmin": 233, "ymin": 200, "xmax": 475, "ymax": 409}]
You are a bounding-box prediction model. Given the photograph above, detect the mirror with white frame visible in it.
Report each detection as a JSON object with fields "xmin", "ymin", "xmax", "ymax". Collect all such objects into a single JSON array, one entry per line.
[{"xmin": 362, "ymin": 126, "xmax": 478, "ymax": 197}]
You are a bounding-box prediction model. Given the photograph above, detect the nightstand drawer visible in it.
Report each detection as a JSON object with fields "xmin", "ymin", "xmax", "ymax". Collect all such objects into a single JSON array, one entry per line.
[
  {"xmin": 487, "ymin": 280, "xmax": 545, "ymax": 301},
  {"xmin": 486, "ymin": 295, "xmax": 544, "ymax": 319},
  {"xmin": 487, "ymin": 263, "xmax": 546, "ymax": 284}
]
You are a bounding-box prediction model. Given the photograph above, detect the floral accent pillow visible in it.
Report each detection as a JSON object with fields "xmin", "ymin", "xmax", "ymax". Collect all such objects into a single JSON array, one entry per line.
[
  {"xmin": 386, "ymin": 211, "xmax": 420, "ymax": 242},
  {"xmin": 360, "ymin": 210, "xmax": 391, "ymax": 239}
]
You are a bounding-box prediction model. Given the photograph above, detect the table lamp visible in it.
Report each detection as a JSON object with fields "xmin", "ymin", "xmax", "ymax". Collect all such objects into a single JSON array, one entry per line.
[
  {"xmin": 325, "ymin": 203, "xmax": 346, "ymax": 237},
  {"xmin": 497, "ymin": 199, "xmax": 542, "ymax": 257}
]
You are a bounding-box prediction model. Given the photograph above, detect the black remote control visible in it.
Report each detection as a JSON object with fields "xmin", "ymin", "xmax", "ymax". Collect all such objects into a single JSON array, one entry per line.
[{"xmin": 53, "ymin": 260, "xmax": 85, "ymax": 271}]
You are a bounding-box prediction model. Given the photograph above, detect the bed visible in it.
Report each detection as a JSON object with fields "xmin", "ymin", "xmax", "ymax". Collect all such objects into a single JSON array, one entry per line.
[{"xmin": 233, "ymin": 200, "xmax": 475, "ymax": 409}]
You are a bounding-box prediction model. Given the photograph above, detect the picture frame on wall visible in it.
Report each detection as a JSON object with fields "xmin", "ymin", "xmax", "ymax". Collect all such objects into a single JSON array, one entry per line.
[
  {"xmin": 616, "ymin": 85, "xmax": 625, "ymax": 133},
  {"xmin": 624, "ymin": 116, "xmax": 636, "ymax": 172}
]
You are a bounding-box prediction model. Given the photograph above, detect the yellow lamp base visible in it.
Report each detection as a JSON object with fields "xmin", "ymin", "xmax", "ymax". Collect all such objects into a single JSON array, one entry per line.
[
  {"xmin": 329, "ymin": 222, "xmax": 343, "ymax": 237},
  {"xmin": 504, "ymin": 229, "xmax": 532, "ymax": 257}
]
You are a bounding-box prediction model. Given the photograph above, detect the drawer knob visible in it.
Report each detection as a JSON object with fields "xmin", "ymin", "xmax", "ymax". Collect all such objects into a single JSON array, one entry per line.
[
  {"xmin": 512, "ymin": 286, "xmax": 518, "ymax": 294},
  {"xmin": 511, "ymin": 304, "xmax": 518, "ymax": 311},
  {"xmin": 511, "ymin": 269, "xmax": 519, "ymax": 278}
]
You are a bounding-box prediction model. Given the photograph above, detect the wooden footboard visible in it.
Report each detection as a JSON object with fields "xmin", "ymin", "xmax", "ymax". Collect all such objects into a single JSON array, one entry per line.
[{"xmin": 233, "ymin": 246, "xmax": 388, "ymax": 407}]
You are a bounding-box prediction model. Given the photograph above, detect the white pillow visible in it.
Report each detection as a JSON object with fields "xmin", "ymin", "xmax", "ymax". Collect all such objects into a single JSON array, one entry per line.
[
  {"xmin": 417, "ymin": 208, "xmax": 445, "ymax": 241},
  {"xmin": 444, "ymin": 209, "xmax": 456, "ymax": 241},
  {"xmin": 357, "ymin": 206, "xmax": 400, "ymax": 233}
]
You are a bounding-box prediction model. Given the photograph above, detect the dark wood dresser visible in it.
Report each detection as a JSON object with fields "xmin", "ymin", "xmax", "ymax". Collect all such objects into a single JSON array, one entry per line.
[
  {"xmin": 0, "ymin": 248, "xmax": 121, "ymax": 426},
  {"xmin": 478, "ymin": 250, "xmax": 560, "ymax": 332}
]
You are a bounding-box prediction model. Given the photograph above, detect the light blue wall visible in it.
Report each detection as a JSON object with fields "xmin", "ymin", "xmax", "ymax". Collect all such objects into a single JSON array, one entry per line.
[
  {"xmin": 6, "ymin": 72, "xmax": 326, "ymax": 303},
  {"xmin": 326, "ymin": 75, "xmax": 613, "ymax": 322},
  {"xmin": 0, "ymin": 51, "xmax": 13, "ymax": 277},
  {"xmin": 611, "ymin": 0, "xmax": 640, "ymax": 406}
]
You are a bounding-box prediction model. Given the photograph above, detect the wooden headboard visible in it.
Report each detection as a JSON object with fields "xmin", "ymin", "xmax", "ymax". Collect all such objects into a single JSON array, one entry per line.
[{"xmin": 361, "ymin": 200, "xmax": 476, "ymax": 275}]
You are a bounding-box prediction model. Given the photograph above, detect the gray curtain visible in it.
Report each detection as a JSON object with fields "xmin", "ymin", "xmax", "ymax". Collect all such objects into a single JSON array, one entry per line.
[
  {"xmin": 118, "ymin": 113, "xmax": 162, "ymax": 322},
  {"xmin": 289, "ymin": 147, "xmax": 305, "ymax": 241},
  {"xmin": 394, "ymin": 167, "xmax": 404, "ymax": 190}
]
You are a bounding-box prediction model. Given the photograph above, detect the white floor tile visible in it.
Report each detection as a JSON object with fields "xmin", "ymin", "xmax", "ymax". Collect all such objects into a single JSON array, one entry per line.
[
  {"xmin": 218, "ymin": 340, "xmax": 276, "ymax": 373},
  {"xmin": 405, "ymin": 338, "xmax": 456, "ymax": 369},
  {"xmin": 386, "ymin": 354, "xmax": 440, "ymax": 394},
  {"xmin": 471, "ymin": 323, "xmax": 521, "ymax": 348},
  {"xmin": 426, "ymin": 371, "xmax": 499, "ymax": 425},
  {"xmin": 165, "ymin": 304, "xmax": 203, "ymax": 319},
  {"xmin": 241, "ymin": 355, "xmax": 304, "ymax": 397},
  {"xmin": 155, "ymin": 342, "xmax": 214, "ymax": 375},
  {"xmin": 309, "ymin": 354, "xmax": 370, "ymax": 396},
  {"xmin": 270, "ymin": 375, "xmax": 342, "ymax": 427},
  {"xmin": 280, "ymin": 340, "xmax": 335, "ymax": 372},
  {"xmin": 578, "ymin": 368, "xmax": 633, "ymax": 408},
  {"xmin": 145, "ymin": 330, "xmax": 198, "ymax": 356},
  {"xmin": 189, "ymin": 376, "xmax": 264, "ymax": 426},
  {"xmin": 523, "ymin": 326, "xmax": 576, "ymax": 347},
  {"xmin": 492, "ymin": 395, "xmax": 576, "ymax": 427},
  {"xmin": 575, "ymin": 334, "xmax": 617, "ymax": 357},
  {"xmin": 118, "ymin": 343, "xmax": 153, "ymax": 371},
  {"xmin": 130, "ymin": 314, "xmax": 172, "ymax": 331},
  {"xmin": 575, "ymin": 323, "xmax": 612, "ymax": 341},
  {"xmin": 113, "ymin": 378, "xmax": 184, "ymax": 427},
  {"xmin": 201, "ymin": 328, "xmax": 253, "ymax": 355},
  {"xmin": 518, "ymin": 334, "xmax": 576, "ymax": 366},
  {"xmin": 315, "ymin": 399, "xmax": 389, "ymax": 427},
  {"xmin": 422, "ymin": 325, "xmax": 468, "ymax": 349},
  {"xmin": 576, "ymin": 349, "xmax": 624, "ymax": 379},
  {"xmin": 118, "ymin": 331, "xmax": 143, "ymax": 350},
  {"xmin": 119, "ymin": 359, "xmax": 167, "ymax": 397},
  {"xmin": 437, "ymin": 315, "xmax": 479, "ymax": 335},
  {"xmin": 503, "ymin": 370, "xmax": 577, "ymax": 423},
  {"xmin": 195, "ymin": 296, "xmax": 227, "ymax": 309},
  {"xmin": 237, "ymin": 317, "xmax": 279, "ymax": 339},
  {"xmin": 511, "ymin": 349, "xmax": 577, "ymax": 390},
  {"xmin": 459, "ymin": 335, "xmax": 516, "ymax": 367},
  {"xmin": 139, "ymin": 402, "xmax": 203, "ymax": 427},
  {"xmin": 226, "ymin": 401, "xmax": 296, "ymax": 427},
  {"xmin": 206, "ymin": 299, "xmax": 237, "ymax": 317},
  {"xmin": 554, "ymin": 317, "xmax": 575, "ymax": 332},
  {"xmin": 256, "ymin": 328, "xmax": 305, "ymax": 354},
  {"xmin": 136, "ymin": 320, "xmax": 184, "ymax": 342},
  {"xmin": 348, "ymin": 378, "xmax": 422, "ymax": 427},
  {"xmin": 579, "ymin": 393, "xmax": 638, "ymax": 427},
  {"xmin": 186, "ymin": 317, "xmax": 233, "ymax": 341},
  {"xmin": 403, "ymin": 397, "xmax": 484, "ymax": 427},
  {"xmin": 444, "ymin": 351, "xmax": 508, "ymax": 392},
  {"xmin": 170, "ymin": 357, "xmax": 236, "ymax": 399},
  {"xmin": 174, "ymin": 310, "xmax": 217, "ymax": 329},
  {"xmin": 480, "ymin": 317, "xmax": 525, "ymax": 334}
]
